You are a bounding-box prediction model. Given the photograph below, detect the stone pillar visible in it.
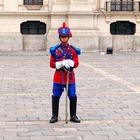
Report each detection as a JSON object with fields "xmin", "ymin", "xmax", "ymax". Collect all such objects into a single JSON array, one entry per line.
[
  {"xmin": 106, "ymin": 0, "xmax": 111, "ymax": 12},
  {"xmin": 91, "ymin": 0, "xmax": 96, "ymax": 11},
  {"xmin": 94, "ymin": 0, "xmax": 99, "ymax": 11},
  {"xmin": 43, "ymin": 0, "xmax": 49, "ymax": 10},
  {"xmin": 48, "ymin": 0, "xmax": 54, "ymax": 11},
  {"xmin": 134, "ymin": 0, "xmax": 139, "ymax": 11},
  {"xmin": 100, "ymin": 0, "xmax": 105, "ymax": 10}
]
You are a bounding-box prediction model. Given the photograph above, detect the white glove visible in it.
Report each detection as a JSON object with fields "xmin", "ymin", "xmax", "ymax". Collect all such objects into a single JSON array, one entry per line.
[
  {"xmin": 55, "ymin": 60, "xmax": 69, "ymax": 70},
  {"xmin": 62, "ymin": 59, "xmax": 70, "ymax": 69},
  {"xmin": 64, "ymin": 62, "xmax": 70, "ymax": 69},
  {"xmin": 55, "ymin": 61, "xmax": 63, "ymax": 69},
  {"xmin": 68, "ymin": 59, "xmax": 74, "ymax": 67},
  {"xmin": 61, "ymin": 60, "xmax": 69, "ymax": 67}
]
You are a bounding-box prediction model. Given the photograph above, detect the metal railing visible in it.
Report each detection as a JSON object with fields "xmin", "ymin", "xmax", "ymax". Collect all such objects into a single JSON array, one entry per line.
[{"xmin": 106, "ymin": 1, "xmax": 134, "ymax": 11}]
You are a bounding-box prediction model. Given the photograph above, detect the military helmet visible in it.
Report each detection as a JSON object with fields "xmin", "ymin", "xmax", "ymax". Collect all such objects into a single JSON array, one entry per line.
[{"xmin": 58, "ymin": 22, "xmax": 72, "ymax": 37}]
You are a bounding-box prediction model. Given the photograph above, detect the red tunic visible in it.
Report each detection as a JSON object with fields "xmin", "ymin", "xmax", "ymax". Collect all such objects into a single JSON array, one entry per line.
[{"xmin": 50, "ymin": 44, "xmax": 79, "ymax": 84}]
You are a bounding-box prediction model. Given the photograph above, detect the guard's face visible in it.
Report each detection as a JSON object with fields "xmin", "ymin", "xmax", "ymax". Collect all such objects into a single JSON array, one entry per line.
[{"xmin": 60, "ymin": 36, "xmax": 69, "ymax": 44}]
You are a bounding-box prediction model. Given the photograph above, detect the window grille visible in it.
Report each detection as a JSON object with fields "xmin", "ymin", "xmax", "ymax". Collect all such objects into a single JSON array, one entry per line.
[
  {"xmin": 110, "ymin": 21, "xmax": 135, "ymax": 35},
  {"xmin": 21, "ymin": 21, "xmax": 46, "ymax": 34},
  {"xmin": 111, "ymin": 0, "xmax": 133, "ymax": 11},
  {"xmin": 24, "ymin": 0, "xmax": 43, "ymax": 5}
]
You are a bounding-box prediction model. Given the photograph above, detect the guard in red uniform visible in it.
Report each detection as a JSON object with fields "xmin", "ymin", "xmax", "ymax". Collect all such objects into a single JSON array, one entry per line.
[{"xmin": 49, "ymin": 22, "xmax": 81, "ymax": 123}]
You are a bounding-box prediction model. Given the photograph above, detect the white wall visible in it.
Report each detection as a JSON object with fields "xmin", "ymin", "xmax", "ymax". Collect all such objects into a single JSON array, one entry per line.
[{"xmin": 0, "ymin": 0, "xmax": 139, "ymax": 51}]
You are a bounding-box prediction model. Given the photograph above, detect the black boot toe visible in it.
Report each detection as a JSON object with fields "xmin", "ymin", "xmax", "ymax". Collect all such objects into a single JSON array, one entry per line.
[
  {"xmin": 50, "ymin": 116, "xmax": 58, "ymax": 123},
  {"xmin": 70, "ymin": 115, "xmax": 80, "ymax": 123}
]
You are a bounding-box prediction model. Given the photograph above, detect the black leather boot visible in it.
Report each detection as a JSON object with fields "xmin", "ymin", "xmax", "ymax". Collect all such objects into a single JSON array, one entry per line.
[
  {"xmin": 70, "ymin": 97, "xmax": 80, "ymax": 123},
  {"xmin": 50, "ymin": 96, "xmax": 60, "ymax": 123}
]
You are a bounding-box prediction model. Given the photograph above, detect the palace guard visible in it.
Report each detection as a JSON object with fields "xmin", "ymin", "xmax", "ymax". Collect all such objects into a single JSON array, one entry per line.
[{"xmin": 49, "ymin": 22, "xmax": 81, "ymax": 123}]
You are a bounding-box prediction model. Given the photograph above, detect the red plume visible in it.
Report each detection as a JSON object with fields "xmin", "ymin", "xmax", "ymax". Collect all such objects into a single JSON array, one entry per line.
[
  {"xmin": 63, "ymin": 22, "xmax": 66, "ymax": 27},
  {"xmin": 69, "ymin": 32, "xmax": 72, "ymax": 37}
]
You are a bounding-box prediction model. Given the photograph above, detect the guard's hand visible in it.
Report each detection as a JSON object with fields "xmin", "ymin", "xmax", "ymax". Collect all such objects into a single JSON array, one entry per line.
[
  {"xmin": 55, "ymin": 61, "xmax": 63, "ymax": 70},
  {"xmin": 68, "ymin": 59, "xmax": 74, "ymax": 67},
  {"xmin": 62, "ymin": 59, "xmax": 71, "ymax": 71},
  {"xmin": 56, "ymin": 60, "xmax": 69, "ymax": 70},
  {"xmin": 64, "ymin": 60, "xmax": 74, "ymax": 71},
  {"xmin": 61, "ymin": 60, "xmax": 69, "ymax": 67},
  {"xmin": 64, "ymin": 63, "xmax": 70, "ymax": 70}
]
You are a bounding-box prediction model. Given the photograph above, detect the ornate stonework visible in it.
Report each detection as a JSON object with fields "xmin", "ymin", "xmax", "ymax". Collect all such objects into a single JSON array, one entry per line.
[{"xmin": 0, "ymin": 0, "xmax": 140, "ymax": 51}]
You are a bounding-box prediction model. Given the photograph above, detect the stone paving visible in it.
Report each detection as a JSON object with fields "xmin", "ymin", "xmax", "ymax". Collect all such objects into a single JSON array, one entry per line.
[{"xmin": 0, "ymin": 51, "xmax": 140, "ymax": 140}]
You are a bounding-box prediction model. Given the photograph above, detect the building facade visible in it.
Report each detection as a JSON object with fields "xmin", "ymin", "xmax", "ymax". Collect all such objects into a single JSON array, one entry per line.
[{"xmin": 0, "ymin": 0, "xmax": 140, "ymax": 52}]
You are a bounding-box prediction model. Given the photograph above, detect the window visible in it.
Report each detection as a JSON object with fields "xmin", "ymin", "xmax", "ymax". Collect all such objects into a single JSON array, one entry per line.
[
  {"xmin": 111, "ymin": 0, "xmax": 133, "ymax": 11},
  {"xmin": 24, "ymin": 0, "xmax": 43, "ymax": 5},
  {"xmin": 110, "ymin": 21, "xmax": 135, "ymax": 35},
  {"xmin": 21, "ymin": 21, "xmax": 46, "ymax": 34}
]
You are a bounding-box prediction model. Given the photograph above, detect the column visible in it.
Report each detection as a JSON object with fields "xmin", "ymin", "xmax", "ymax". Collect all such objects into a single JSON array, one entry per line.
[
  {"xmin": 106, "ymin": 0, "xmax": 111, "ymax": 12},
  {"xmin": 100, "ymin": 0, "xmax": 106, "ymax": 11},
  {"xmin": 134, "ymin": 0, "xmax": 139, "ymax": 11}
]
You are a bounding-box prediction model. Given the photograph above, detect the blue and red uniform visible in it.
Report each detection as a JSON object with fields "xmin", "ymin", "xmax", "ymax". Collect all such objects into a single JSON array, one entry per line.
[
  {"xmin": 49, "ymin": 22, "xmax": 81, "ymax": 123},
  {"xmin": 50, "ymin": 43, "xmax": 80, "ymax": 98}
]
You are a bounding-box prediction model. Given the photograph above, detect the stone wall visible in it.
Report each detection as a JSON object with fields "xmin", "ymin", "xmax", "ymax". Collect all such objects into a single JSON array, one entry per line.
[
  {"xmin": 0, "ymin": 0, "xmax": 140, "ymax": 52},
  {"xmin": 47, "ymin": 34, "xmax": 140, "ymax": 52},
  {"xmin": 0, "ymin": 34, "xmax": 139, "ymax": 52},
  {"xmin": 0, "ymin": 34, "xmax": 48, "ymax": 51},
  {"xmin": 0, "ymin": 33, "xmax": 23, "ymax": 51},
  {"xmin": 23, "ymin": 35, "xmax": 47, "ymax": 51}
]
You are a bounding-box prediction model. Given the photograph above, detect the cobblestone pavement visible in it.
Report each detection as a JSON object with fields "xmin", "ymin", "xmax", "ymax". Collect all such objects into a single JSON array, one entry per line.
[{"xmin": 0, "ymin": 51, "xmax": 140, "ymax": 140}]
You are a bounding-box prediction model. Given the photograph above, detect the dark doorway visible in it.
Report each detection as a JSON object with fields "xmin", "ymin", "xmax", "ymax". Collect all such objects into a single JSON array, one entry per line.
[
  {"xmin": 20, "ymin": 21, "xmax": 46, "ymax": 34},
  {"xmin": 110, "ymin": 21, "xmax": 136, "ymax": 35}
]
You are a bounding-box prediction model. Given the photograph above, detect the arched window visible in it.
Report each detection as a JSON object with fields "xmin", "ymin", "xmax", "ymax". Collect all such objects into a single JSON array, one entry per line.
[
  {"xmin": 110, "ymin": 21, "xmax": 135, "ymax": 35},
  {"xmin": 20, "ymin": 21, "xmax": 46, "ymax": 34},
  {"xmin": 111, "ymin": 0, "xmax": 133, "ymax": 11},
  {"xmin": 24, "ymin": 0, "xmax": 43, "ymax": 5}
]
